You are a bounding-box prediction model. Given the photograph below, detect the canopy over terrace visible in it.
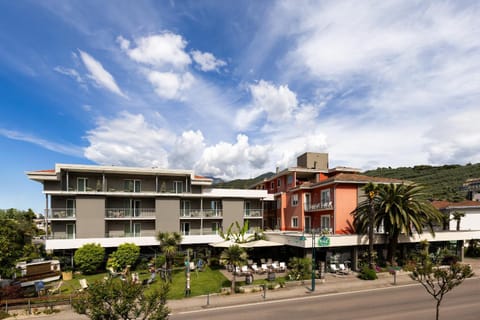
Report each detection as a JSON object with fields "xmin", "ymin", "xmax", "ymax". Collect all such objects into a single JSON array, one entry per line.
[{"xmin": 209, "ymin": 239, "xmax": 283, "ymax": 248}]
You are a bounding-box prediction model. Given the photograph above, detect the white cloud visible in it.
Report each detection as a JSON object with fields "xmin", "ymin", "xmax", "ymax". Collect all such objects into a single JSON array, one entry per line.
[
  {"xmin": 84, "ymin": 112, "xmax": 174, "ymax": 167},
  {"xmin": 54, "ymin": 66, "xmax": 84, "ymax": 83},
  {"xmin": 78, "ymin": 50, "xmax": 127, "ymax": 98},
  {"xmin": 147, "ymin": 71, "xmax": 194, "ymax": 100},
  {"xmin": 250, "ymin": 80, "xmax": 298, "ymax": 123},
  {"xmin": 191, "ymin": 50, "xmax": 226, "ymax": 72},
  {"xmin": 0, "ymin": 128, "xmax": 83, "ymax": 157},
  {"xmin": 118, "ymin": 33, "xmax": 191, "ymax": 70},
  {"xmin": 169, "ymin": 130, "xmax": 206, "ymax": 169}
]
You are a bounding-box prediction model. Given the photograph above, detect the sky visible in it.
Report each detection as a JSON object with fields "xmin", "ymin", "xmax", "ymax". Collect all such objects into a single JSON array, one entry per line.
[{"xmin": 1, "ymin": 0, "xmax": 480, "ymax": 213}]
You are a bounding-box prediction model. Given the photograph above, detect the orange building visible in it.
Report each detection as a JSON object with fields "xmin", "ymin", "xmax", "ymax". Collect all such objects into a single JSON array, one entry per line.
[{"xmin": 253, "ymin": 152, "xmax": 403, "ymax": 234}]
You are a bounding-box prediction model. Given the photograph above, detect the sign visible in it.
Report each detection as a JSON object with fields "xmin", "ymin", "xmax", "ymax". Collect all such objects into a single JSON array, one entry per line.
[{"xmin": 317, "ymin": 235, "xmax": 330, "ymax": 247}]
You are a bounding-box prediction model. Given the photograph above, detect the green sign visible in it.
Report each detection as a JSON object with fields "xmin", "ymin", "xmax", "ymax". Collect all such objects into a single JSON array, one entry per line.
[{"xmin": 317, "ymin": 236, "xmax": 330, "ymax": 247}]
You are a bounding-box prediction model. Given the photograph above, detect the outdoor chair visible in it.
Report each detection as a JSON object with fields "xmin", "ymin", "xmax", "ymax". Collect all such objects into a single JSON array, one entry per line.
[
  {"xmin": 338, "ymin": 263, "xmax": 349, "ymax": 275},
  {"xmin": 271, "ymin": 261, "xmax": 280, "ymax": 272},
  {"xmin": 189, "ymin": 262, "xmax": 196, "ymax": 271},
  {"xmin": 78, "ymin": 278, "xmax": 89, "ymax": 292},
  {"xmin": 260, "ymin": 258, "xmax": 266, "ymax": 264},
  {"xmin": 261, "ymin": 263, "xmax": 269, "ymax": 273},
  {"xmin": 279, "ymin": 262, "xmax": 287, "ymax": 272},
  {"xmin": 241, "ymin": 265, "xmax": 249, "ymax": 275},
  {"xmin": 330, "ymin": 264, "xmax": 339, "ymax": 273},
  {"xmin": 47, "ymin": 280, "xmax": 63, "ymax": 295},
  {"xmin": 251, "ymin": 264, "xmax": 263, "ymax": 274}
]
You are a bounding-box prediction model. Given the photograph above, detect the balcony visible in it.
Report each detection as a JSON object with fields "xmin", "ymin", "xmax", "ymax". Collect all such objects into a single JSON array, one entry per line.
[
  {"xmin": 180, "ymin": 209, "xmax": 223, "ymax": 218},
  {"xmin": 105, "ymin": 230, "xmax": 157, "ymax": 238},
  {"xmin": 48, "ymin": 208, "xmax": 76, "ymax": 219},
  {"xmin": 244, "ymin": 208, "xmax": 263, "ymax": 218},
  {"xmin": 304, "ymin": 201, "xmax": 333, "ymax": 212},
  {"xmin": 105, "ymin": 208, "xmax": 156, "ymax": 219}
]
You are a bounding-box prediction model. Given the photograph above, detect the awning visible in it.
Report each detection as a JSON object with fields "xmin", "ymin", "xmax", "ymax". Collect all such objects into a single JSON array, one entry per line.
[{"xmin": 209, "ymin": 239, "xmax": 283, "ymax": 248}]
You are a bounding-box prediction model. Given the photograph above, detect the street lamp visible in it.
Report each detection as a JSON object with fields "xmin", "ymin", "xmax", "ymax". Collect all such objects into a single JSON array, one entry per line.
[{"xmin": 311, "ymin": 230, "xmax": 316, "ymax": 291}]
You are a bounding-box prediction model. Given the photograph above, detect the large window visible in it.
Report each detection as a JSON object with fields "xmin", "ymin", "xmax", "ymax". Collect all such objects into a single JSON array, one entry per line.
[
  {"xmin": 321, "ymin": 215, "xmax": 331, "ymax": 232},
  {"xmin": 77, "ymin": 178, "xmax": 87, "ymax": 192},
  {"xmin": 124, "ymin": 179, "xmax": 141, "ymax": 192},
  {"xmin": 291, "ymin": 216, "xmax": 299, "ymax": 228},
  {"xmin": 291, "ymin": 194, "xmax": 299, "ymax": 206},
  {"xmin": 321, "ymin": 189, "xmax": 331, "ymax": 208},
  {"xmin": 212, "ymin": 222, "xmax": 219, "ymax": 235},
  {"xmin": 66, "ymin": 199, "xmax": 76, "ymax": 217},
  {"xmin": 173, "ymin": 181, "xmax": 184, "ymax": 193},
  {"xmin": 181, "ymin": 200, "xmax": 191, "ymax": 216},
  {"xmin": 125, "ymin": 223, "xmax": 141, "ymax": 237}
]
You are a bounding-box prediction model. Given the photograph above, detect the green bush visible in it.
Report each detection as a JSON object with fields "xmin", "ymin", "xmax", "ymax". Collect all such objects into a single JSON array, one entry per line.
[
  {"xmin": 74, "ymin": 243, "xmax": 105, "ymax": 274},
  {"xmin": 155, "ymin": 255, "xmax": 166, "ymax": 268},
  {"xmin": 359, "ymin": 267, "xmax": 377, "ymax": 280},
  {"xmin": 287, "ymin": 257, "xmax": 311, "ymax": 281},
  {"xmin": 208, "ymin": 257, "xmax": 220, "ymax": 269},
  {"xmin": 109, "ymin": 243, "xmax": 140, "ymax": 270}
]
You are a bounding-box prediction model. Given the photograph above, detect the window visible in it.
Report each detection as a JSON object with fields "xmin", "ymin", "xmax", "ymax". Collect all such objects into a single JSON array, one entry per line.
[
  {"xmin": 270, "ymin": 182, "xmax": 275, "ymax": 189},
  {"xmin": 321, "ymin": 215, "xmax": 331, "ymax": 232},
  {"xmin": 66, "ymin": 199, "xmax": 76, "ymax": 217},
  {"xmin": 212, "ymin": 222, "xmax": 219, "ymax": 235},
  {"xmin": 77, "ymin": 178, "xmax": 87, "ymax": 192},
  {"xmin": 277, "ymin": 178, "xmax": 281, "ymax": 187},
  {"xmin": 124, "ymin": 179, "xmax": 141, "ymax": 192},
  {"xmin": 321, "ymin": 189, "xmax": 331, "ymax": 208},
  {"xmin": 304, "ymin": 216, "xmax": 311, "ymax": 232},
  {"xmin": 181, "ymin": 200, "xmax": 191, "ymax": 216},
  {"xmin": 66, "ymin": 224, "xmax": 75, "ymax": 239},
  {"xmin": 125, "ymin": 223, "xmax": 141, "ymax": 237},
  {"xmin": 287, "ymin": 175, "xmax": 293, "ymax": 185},
  {"xmin": 291, "ymin": 194, "xmax": 299, "ymax": 206},
  {"xmin": 291, "ymin": 216, "xmax": 299, "ymax": 228},
  {"xmin": 181, "ymin": 222, "xmax": 190, "ymax": 236},
  {"xmin": 244, "ymin": 201, "xmax": 251, "ymax": 216},
  {"xmin": 173, "ymin": 181, "xmax": 184, "ymax": 193}
]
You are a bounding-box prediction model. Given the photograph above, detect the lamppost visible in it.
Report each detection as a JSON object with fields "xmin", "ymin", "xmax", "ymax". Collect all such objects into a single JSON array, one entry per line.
[{"xmin": 311, "ymin": 230, "xmax": 316, "ymax": 291}]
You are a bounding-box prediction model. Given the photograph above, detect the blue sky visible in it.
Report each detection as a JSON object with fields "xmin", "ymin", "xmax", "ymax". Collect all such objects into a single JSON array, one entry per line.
[{"xmin": 1, "ymin": 0, "xmax": 480, "ymax": 213}]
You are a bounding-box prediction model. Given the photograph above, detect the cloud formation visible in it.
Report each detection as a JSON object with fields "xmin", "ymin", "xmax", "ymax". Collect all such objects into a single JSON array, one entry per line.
[
  {"xmin": 78, "ymin": 50, "xmax": 127, "ymax": 98},
  {"xmin": 191, "ymin": 50, "xmax": 226, "ymax": 72}
]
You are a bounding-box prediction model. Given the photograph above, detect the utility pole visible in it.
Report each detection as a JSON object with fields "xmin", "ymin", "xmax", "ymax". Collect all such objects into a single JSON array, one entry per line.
[{"xmin": 311, "ymin": 230, "xmax": 316, "ymax": 291}]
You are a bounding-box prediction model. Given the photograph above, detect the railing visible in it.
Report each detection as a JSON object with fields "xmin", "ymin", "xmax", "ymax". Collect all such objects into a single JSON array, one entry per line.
[
  {"xmin": 105, "ymin": 231, "xmax": 157, "ymax": 238},
  {"xmin": 48, "ymin": 208, "xmax": 76, "ymax": 219},
  {"xmin": 304, "ymin": 201, "xmax": 333, "ymax": 211},
  {"xmin": 105, "ymin": 208, "xmax": 156, "ymax": 218},
  {"xmin": 180, "ymin": 229, "xmax": 220, "ymax": 236},
  {"xmin": 47, "ymin": 234, "xmax": 76, "ymax": 240},
  {"xmin": 180, "ymin": 209, "xmax": 223, "ymax": 218},
  {"xmin": 244, "ymin": 208, "xmax": 263, "ymax": 218}
]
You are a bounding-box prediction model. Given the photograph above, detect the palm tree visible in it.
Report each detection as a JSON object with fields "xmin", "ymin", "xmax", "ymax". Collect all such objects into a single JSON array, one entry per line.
[
  {"xmin": 220, "ymin": 244, "xmax": 248, "ymax": 294},
  {"xmin": 353, "ymin": 183, "xmax": 443, "ymax": 265},
  {"xmin": 451, "ymin": 211, "xmax": 465, "ymax": 231},
  {"xmin": 157, "ymin": 231, "xmax": 182, "ymax": 281}
]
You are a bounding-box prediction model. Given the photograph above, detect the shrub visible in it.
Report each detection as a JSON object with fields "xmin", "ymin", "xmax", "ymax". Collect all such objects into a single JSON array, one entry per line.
[
  {"xmin": 74, "ymin": 243, "xmax": 105, "ymax": 274},
  {"xmin": 287, "ymin": 257, "xmax": 311, "ymax": 281},
  {"xmin": 359, "ymin": 267, "xmax": 377, "ymax": 280},
  {"xmin": 109, "ymin": 243, "xmax": 140, "ymax": 270},
  {"xmin": 208, "ymin": 257, "xmax": 220, "ymax": 269},
  {"xmin": 155, "ymin": 255, "xmax": 166, "ymax": 268}
]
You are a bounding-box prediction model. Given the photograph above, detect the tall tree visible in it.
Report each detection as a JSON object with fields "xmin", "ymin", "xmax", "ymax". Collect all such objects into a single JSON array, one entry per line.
[
  {"xmin": 410, "ymin": 241, "xmax": 473, "ymax": 320},
  {"xmin": 220, "ymin": 244, "xmax": 248, "ymax": 294},
  {"xmin": 353, "ymin": 183, "xmax": 443, "ymax": 264},
  {"xmin": 451, "ymin": 211, "xmax": 465, "ymax": 231},
  {"xmin": 157, "ymin": 232, "xmax": 182, "ymax": 281}
]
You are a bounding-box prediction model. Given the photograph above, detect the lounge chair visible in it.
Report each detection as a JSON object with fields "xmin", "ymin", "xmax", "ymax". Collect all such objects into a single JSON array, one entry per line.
[
  {"xmin": 251, "ymin": 264, "xmax": 262, "ymax": 274},
  {"xmin": 241, "ymin": 265, "xmax": 249, "ymax": 275},
  {"xmin": 279, "ymin": 262, "xmax": 287, "ymax": 272},
  {"xmin": 330, "ymin": 264, "xmax": 339, "ymax": 273},
  {"xmin": 261, "ymin": 263, "xmax": 269, "ymax": 273},
  {"xmin": 271, "ymin": 261, "xmax": 280, "ymax": 272},
  {"xmin": 47, "ymin": 280, "xmax": 63, "ymax": 295},
  {"xmin": 338, "ymin": 263, "xmax": 349, "ymax": 275}
]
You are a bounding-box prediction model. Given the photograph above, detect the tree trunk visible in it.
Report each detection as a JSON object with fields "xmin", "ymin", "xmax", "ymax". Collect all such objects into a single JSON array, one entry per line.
[
  {"xmin": 387, "ymin": 233, "xmax": 399, "ymax": 265},
  {"xmin": 436, "ymin": 299, "xmax": 441, "ymax": 320},
  {"xmin": 232, "ymin": 265, "xmax": 236, "ymax": 294},
  {"xmin": 368, "ymin": 200, "xmax": 375, "ymax": 269},
  {"xmin": 456, "ymin": 219, "xmax": 460, "ymax": 231}
]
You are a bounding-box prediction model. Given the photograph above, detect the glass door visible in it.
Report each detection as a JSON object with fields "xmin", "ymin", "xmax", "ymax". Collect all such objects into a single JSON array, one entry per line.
[
  {"xmin": 181, "ymin": 222, "xmax": 190, "ymax": 236},
  {"xmin": 66, "ymin": 224, "xmax": 75, "ymax": 239}
]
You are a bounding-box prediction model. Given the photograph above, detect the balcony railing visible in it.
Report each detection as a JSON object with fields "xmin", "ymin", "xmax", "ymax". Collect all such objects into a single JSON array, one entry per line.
[
  {"xmin": 48, "ymin": 208, "xmax": 76, "ymax": 219},
  {"xmin": 304, "ymin": 201, "xmax": 333, "ymax": 212},
  {"xmin": 244, "ymin": 209, "xmax": 263, "ymax": 218},
  {"xmin": 180, "ymin": 209, "xmax": 223, "ymax": 218},
  {"xmin": 105, "ymin": 231, "xmax": 157, "ymax": 238},
  {"xmin": 180, "ymin": 229, "xmax": 220, "ymax": 236},
  {"xmin": 105, "ymin": 208, "xmax": 156, "ymax": 218}
]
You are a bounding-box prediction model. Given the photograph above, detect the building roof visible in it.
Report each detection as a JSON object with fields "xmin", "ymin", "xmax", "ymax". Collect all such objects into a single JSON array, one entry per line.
[{"xmin": 432, "ymin": 200, "xmax": 480, "ymax": 210}]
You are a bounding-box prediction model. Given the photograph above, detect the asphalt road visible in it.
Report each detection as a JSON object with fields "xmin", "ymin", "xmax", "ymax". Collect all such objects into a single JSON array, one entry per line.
[{"xmin": 171, "ymin": 278, "xmax": 480, "ymax": 320}]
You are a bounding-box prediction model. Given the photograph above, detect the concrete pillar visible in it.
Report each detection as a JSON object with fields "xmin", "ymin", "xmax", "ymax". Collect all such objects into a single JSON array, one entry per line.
[
  {"xmin": 352, "ymin": 247, "xmax": 359, "ymax": 271},
  {"xmin": 458, "ymin": 240, "xmax": 464, "ymax": 262}
]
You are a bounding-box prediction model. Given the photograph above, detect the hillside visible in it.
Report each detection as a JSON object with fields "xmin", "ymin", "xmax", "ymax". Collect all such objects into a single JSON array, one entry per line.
[
  {"xmin": 214, "ymin": 163, "xmax": 480, "ymax": 202},
  {"xmin": 364, "ymin": 163, "xmax": 480, "ymax": 201},
  {"xmin": 213, "ymin": 172, "xmax": 274, "ymax": 189}
]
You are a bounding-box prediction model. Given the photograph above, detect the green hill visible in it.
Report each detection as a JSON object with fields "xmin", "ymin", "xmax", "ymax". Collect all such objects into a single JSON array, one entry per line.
[
  {"xmin": 214, "ymin": 163, "xmax": 480, "ymax": 202},
  {"xmin": 214, "ymin": 172, "xmax": 274, "ymax": 189},
  {"xmin": 364, "ymin": 163, "xmax": 480, "ymax": 201}
]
